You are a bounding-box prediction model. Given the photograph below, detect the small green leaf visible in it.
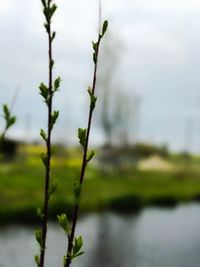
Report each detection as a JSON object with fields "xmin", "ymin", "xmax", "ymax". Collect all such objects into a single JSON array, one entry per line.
[
  {"xmin": 34, "ymin": 254, "xmax": 40, "ymax": 267},
  {"xmin": 72, "ymin": 236, "xmax": 84, "ymax": 259},
  {"xmin": 78, "ymin": 128, "xmax": 86, "ymax": 148},
  {"xmin": 51, "ymin": 31, "xmax": 56, "ymax": 41},
  {"xmin": 41, "ymin": 0, "xmax": 46, "ymax": 7},
  {"xmin": 40, "ymin": 129, "xmax": 47, "ymax": 141},
  {"xmin": 63, "ymin": 256, "xmax": 67, "ymax": 266},
  {"xmin": 87, "ymin": 87, "xmax": 97, "ymax": 111},
  {"xmin": 44, "ymin": 7, "xmax": 51, "ymax": 21},
  {"xmin": 2, "ymin": 104, "xmax": 16, "ymax": 132},
  {"xmin": 44, "ymin": 22, "xmax": 49, "ymax": 33},
  {"xmin": 74, "ymin": 251, "xmax": 85, "ymax": 258},
  {"xmin": 93, "ymin": 52, "xmax": 97, "ymax": 64},
  {"xmin": 39, "ymin": 83, "xmax": 48, "ymax": 102},
  {"xmin": 87, "ymin": 150, "xmax": 95, "ymax": 163},
  {"xmin": 39, "ymin": 82, "xmax": 48, "ymax": 92},
  {"xmin": 54, "ymin": 77, "xmax": 61, "ymax": 92},
  {"xmin": 35, "ymin": 229, "xmax": 43, "ymax": 247},
  {"xmin": 43, "ymin": 4, "xmax": 57, "ymax": 21},
  {"xmin": 87, "ymin": 87, "xmax": 92, "ymax": 97},
  {"xmin": 7, "ymin": 116, "xmax": 16, "ymax": 128},
  {"xmin": 57, "ymin": 213, "xmax": 69, "ymax": 234},
  {"xmin": 91, "ymin": 95, "xmax": 97, "ymax": 110},
  {"xmin": 50, "ymin": 59, "xmax": 54, "ymax": 69},
  {"xmin": 92, "ymin": 41, "xmax": 98, "ymax": 52},
  {"xmin": 75, "ymin": 236, "xmax": 83, "ymax": 251},
  {"xmin": 50, "ymin": 110, "xmax": 59, "ymax": 129},
  {"xmin": 101, "ymin": 20, "xmax": 108, "ymax": 37},
  {"xmin": 37, "ymin": 208, "xmax": 43, "ymax": 219},
  {"xmin": 3, "ymin": 104, "xmax": 9, "ymax": 118},
  {"xmin": 50, "ymin": 3, "xmax": 57, "ymax": 17},
  {"xmin": 40, "ymin": 152, "xmax": 48, "ymax": 167},
  {"xmin": 73, "ymin": 181, "xmax": 82, "ymax": 200},
  {"xmin": 48, "ymin": 180, "xmax": 58, "ymax": 197}
]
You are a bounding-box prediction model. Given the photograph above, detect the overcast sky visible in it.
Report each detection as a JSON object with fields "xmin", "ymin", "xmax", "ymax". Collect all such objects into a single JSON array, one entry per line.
[{"xmin": 1, "ymin": 0, "xmax": 200, "ymax": 152}]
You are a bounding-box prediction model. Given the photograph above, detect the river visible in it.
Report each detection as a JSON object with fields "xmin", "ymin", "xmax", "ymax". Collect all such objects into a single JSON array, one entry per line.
[{"xmin": 1, "ymin": 203, "xmax": 200, "ymax": 267}]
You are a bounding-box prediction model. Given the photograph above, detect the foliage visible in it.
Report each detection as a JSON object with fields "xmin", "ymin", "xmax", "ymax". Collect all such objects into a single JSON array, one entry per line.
[
  {"xmin": 1, "ymin": 104, "xmax": 16, "ymax": 141},
  {"xmin": 2, "ymin": 105, "xmax": 16, "ymax": 136},
  {"xmin": 133, "ymin": 143, "xmax": 169, "ymax": 158},
  {"xmin": 0, "ymin": 104, "xmax": 17, "ymax": 160},
  {"xmin": 0, "ymin": 139, "xmax": 18, "ymax": 161},
  {"xmin": 1, "ymin": 156, "xmax": 200, "ymax": 224}
]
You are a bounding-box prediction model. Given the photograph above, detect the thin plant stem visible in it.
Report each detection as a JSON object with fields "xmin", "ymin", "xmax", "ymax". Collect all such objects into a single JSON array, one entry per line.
[
  {"xmin": 39, "ymin": 12, "xmax": 53, "ymax": 267},
  {"xmin": 64, "ymin": 21, "xmax": 108, "ymax": 267},
  {"xmin": 36, "ymin": 1, "xmax": 61, "ymax": 266}
]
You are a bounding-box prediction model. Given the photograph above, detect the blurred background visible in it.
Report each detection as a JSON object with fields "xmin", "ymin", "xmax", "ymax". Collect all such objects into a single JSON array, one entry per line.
[{"xmin": 1, "ymin": 0, "xmax": 200, "ymax": 266}]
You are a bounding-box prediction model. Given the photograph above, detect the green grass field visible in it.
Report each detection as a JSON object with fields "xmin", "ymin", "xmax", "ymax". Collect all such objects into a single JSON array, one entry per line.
[{"xmin": 1, "ymin": 145, "xmax": 200, "ymax": 223}]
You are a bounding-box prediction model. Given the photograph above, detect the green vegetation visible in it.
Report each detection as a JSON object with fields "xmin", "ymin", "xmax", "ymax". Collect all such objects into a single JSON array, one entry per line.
[
  {"xmin": 1, "ymin": 146, "xmax": 200, "ymax": 223},
  {"xmin": 1, "ymin": 104, "xmax": 16, "ymax": 141}
]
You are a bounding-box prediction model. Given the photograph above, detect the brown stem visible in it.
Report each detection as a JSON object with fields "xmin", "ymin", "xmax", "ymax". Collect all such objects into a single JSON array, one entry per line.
[
  {"xmin": 39, "ymin": 1, "xmax": 53, "ymax": 266},
  {"xmin": 64, "ymin": 38, "xmax": 101, "ymax": 267}
]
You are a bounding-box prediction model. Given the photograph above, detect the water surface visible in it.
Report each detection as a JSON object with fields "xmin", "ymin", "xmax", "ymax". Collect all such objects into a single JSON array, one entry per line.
[{"xmin": 1, "ymin": 203, "xmax": 200, "ymax": 267}]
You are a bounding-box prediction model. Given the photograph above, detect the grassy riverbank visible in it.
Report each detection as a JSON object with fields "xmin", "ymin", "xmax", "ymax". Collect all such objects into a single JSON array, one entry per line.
[{"xmin": 1, "ymin": 146, "xmax": 200, "ymax": 223}]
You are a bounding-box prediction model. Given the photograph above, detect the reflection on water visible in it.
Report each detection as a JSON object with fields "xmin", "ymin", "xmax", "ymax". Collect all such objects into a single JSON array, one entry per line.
[{"xmin": 1, "ymin": 204, "xmax": 200, "ymax": 267}]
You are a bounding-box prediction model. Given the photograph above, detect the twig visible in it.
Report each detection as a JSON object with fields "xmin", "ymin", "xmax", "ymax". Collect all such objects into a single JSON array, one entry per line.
[
  {"xmin": 63, "ymin": 20, "xmax": 108, "ymax": 267},
  {"xmin": 34, "ymin": 1, "xmax": 61, "ymax": 267}
]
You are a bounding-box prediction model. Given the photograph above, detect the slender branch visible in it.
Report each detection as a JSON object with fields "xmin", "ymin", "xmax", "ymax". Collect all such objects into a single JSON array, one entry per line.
[
  {"xmin": 64, "ymin": 21, "xmax": 108, "ymax": 267},
  {"xmin": 39, "ymin": 4, "xmax": 53, "ymax": 266},
  {"xmin": 35, "ymin": 1, "xmax": 60, "ymax": 267}
]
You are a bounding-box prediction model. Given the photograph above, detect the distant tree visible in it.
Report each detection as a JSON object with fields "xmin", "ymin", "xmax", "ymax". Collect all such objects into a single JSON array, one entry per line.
[
  {"xmin": 96, "ymin": 32, "xmax": 120, "ymax": 146},
  {"xmin": 112, "ymin": 89, "xmax": 140, "ymax": 146},
  {"xmin": 96, "ymin": 33, "xmax": 140, "ymax": 147}
]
